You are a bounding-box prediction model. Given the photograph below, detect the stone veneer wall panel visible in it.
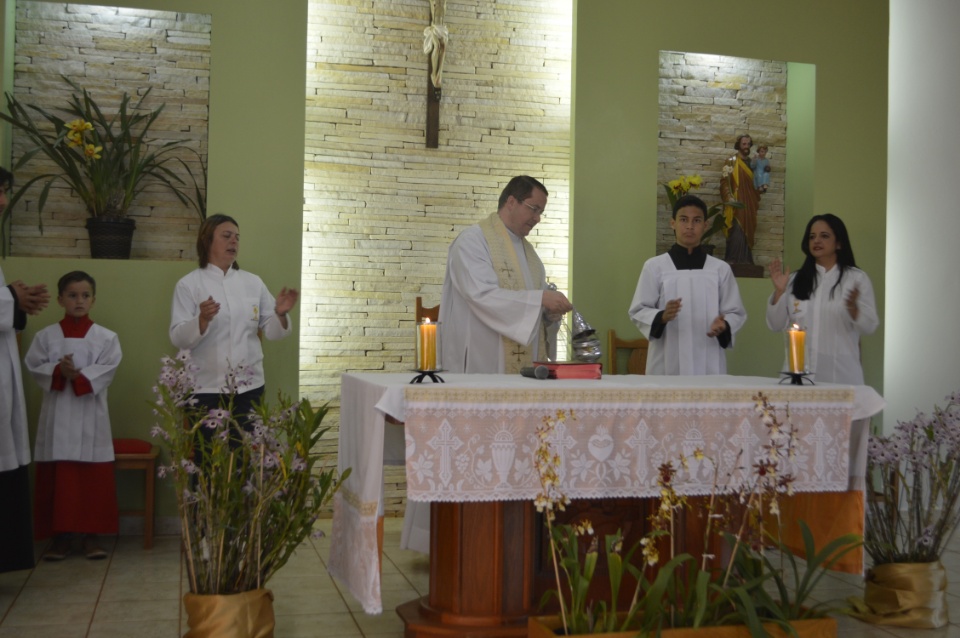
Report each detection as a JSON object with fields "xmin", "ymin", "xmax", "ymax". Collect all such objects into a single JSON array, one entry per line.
[
  {"xmin": 304, "ymin": 0, "xmax": 572, "ymax": 514},
  {"xmin": 8, "ymin": 2, "xmax": 209, "ymax": 259},
  {"xmin": 657, "ymin": 51, "xmax": 786, "ymax": 269}
]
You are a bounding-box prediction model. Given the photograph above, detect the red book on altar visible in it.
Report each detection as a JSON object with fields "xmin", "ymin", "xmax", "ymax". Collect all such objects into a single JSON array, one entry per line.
[{"xmin": 533, "ymin": 361, "xmax": 602, "ymax": 379}]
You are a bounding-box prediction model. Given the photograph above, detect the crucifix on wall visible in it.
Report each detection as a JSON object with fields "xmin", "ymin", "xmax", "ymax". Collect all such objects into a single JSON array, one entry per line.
[{"xmin": 423, "ymin": 0, "xmax": 448, "ymax": 148}]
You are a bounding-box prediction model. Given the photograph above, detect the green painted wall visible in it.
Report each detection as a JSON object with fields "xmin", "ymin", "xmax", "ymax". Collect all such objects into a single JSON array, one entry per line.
[
  {"xmin": 1, "ymin": 0, "xmax": 889, "ymax": 520},
  {"xmin": 572, "ymin": 0, "xmax": 888, "ymax": 391},
  {"xmin": 1, "ymin": 0, "xmax": 308, "ymax": 518}
]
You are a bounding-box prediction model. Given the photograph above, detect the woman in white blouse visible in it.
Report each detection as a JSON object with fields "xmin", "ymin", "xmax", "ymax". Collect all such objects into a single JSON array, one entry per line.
[
  {"xmin": 766, "ymin": 214, "xmax": 879, "ymax": 385},
  {"xmin": 169, "ymin": 214, "xmax": 299, "ymax": 429}
]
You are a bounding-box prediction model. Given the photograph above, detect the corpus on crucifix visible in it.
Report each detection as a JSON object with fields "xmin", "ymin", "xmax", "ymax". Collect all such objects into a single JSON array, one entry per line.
[{"xmin": 423, "ymin": 0, "xmax": 448, "ymax": 148}]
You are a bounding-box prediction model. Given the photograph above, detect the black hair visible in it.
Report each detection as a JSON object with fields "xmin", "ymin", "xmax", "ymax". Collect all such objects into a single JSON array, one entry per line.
[
  {"xmin": 672, "ymin": 194, "xmax": 707, "ymax": 219},
  {"xmin": 498, "ymin": 176, "xmax": 548, "ymax": 209},
  {"xmin": 58, "ymin": 270, "xmax": 96, "ymax": 296},
  {"xmin": 791, "ymin": 214, "xmax": 857, "ymax": 300}
]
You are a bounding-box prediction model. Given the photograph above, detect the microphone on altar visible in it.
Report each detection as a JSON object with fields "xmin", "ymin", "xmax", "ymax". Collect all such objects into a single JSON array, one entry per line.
[{"xmin": 520, "ymin": 365, "xmax": 549, "ymax": 380}]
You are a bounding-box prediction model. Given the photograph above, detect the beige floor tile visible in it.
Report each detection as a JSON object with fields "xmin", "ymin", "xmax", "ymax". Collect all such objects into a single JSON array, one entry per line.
[
  {"xmin": 0, "ymin": 623, "xmax": 89, "ymax": 637},
  {"xmin": 351, "ymin": 608, "xmax": 407, "ymax": 635},
  {"xmin": 1, "ymin": 600, "xmax": 94, "ymax": 627},
  {"xmin": 101, "ymin": 560, "xmax": 182, "ymax": 584},
  {"xmin": 273, "ymin": 611, "xmax": 362, "ymax": 637},
  {"xmin": 99, "ymin": 578, "xmax": 181, "ymax": 602},
  {"xmin": 86, "ymin": 618, "xmax": 181, "ymax": 638},
  {"xmin": 12, "ymin": 581, "xmax": 103, "ymax": 606},
  {"xmin": 270, "ymin": 584, "xmax": 350, "ymax": 616},
  {"xmin": 94, "ymin": 598, "xmax": 181, "ymax": 623}
]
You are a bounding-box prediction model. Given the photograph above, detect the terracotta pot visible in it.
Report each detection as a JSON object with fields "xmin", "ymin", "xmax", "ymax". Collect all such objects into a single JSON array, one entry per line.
[
  {"xmin": 182, "ymin": 588, "xmax": 275, "ymax": 638},
  {"xmin": 529, "ymin": 614, "xmax": 836, "ymax": 638}
]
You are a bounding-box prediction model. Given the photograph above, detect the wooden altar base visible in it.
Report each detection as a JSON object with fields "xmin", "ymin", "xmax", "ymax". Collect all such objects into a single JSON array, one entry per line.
[
  {"xmin": 397, "ymin": 501, "xmax": 536, "ymax": 638},
  {"xmin": 398, "ymin": 498, "xmax": 663, "ymax": 638}
]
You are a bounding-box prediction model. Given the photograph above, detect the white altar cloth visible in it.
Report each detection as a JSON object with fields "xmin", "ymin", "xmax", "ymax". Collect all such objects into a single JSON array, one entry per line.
[{"xmin": 327, "ymin": 372, "xmax": 884, "ymax": 614}]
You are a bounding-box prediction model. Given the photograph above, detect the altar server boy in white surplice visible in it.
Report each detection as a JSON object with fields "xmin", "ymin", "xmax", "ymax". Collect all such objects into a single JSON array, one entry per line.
[
  {"xmin": 628, "ymin": 194, "xmax": 747, "ymax": 375},
  {"xmin": 25, "ymin": 271, "xmax": 121, "ymax": 561}
]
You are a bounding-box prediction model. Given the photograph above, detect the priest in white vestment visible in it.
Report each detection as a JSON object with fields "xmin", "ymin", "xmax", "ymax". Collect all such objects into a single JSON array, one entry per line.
[
  {"xmin": 629, "ymin": 194, "xmax": 746, "ymax": 375},
  {"xmin": 402, "ymin": 175, "xmax": 573, "ymax": 552}
]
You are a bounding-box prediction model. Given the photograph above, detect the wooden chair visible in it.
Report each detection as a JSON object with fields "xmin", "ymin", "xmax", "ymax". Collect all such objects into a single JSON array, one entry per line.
[
  {"xmin": 608, "ymin": 329, "xmax": 648, "ymax": 375},
  {"xmin": 415, "ymin": 296, "xmax": 439, "ymax": 322}
]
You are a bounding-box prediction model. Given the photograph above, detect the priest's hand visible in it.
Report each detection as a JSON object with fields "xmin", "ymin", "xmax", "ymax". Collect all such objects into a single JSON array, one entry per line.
[
  {"xmin": 707, "ymin": 314, "xmax": 727, "ymax": 338},
  {"xmin": 846, "ymin": 285, "xmax": 860, "ymax": 321},
  {"xmin": 662, "ymin": 298, "xmax": 682, "ymax": 323},
  {"xmin": 542, "ymin": 290, "xmax": 573, "ymax": 314},
  {"xmin": 10, "ymin": 281, "xmax": 50, "ymax": 315},
  {"xmin": 769, "ymin": 259, "xmax": 790, "ymax": 303},
  {"xmin": 198, "ymin": 296, "xmax": 220, "ymax": 335}
]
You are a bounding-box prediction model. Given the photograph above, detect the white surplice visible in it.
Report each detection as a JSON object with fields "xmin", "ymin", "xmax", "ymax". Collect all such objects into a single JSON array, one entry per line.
[
  {"xmin": 25, "ymin": 323, "xmax": 121, "ymax": 462},
  {"xmin": 628, "ymin": 253, "xmax": 746, "ymax": 375},
  {"xmin": 439, "ymin": 224, "xmax": 549, "ymax": 373},
  {"xmin": 0, "ymin": 268, "xmax": 30, "ymax": 473}
]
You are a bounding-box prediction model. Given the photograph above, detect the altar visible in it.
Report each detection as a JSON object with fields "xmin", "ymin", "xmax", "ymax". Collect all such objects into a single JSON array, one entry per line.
[{"xmin": 327, "ymin": 372, "xmax": 884, "ymax": 631}]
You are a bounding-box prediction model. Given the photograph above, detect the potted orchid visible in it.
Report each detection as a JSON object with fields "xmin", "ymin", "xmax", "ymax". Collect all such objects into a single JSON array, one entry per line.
[
  {"xmin": 151, "ymin": 351, "xmax": 347, "ymax": 636},
  {"xmin": 851, "ymin": 391, "xmax": 960, "ymax": 629},
  {"xmin": 0, "ymin": 76, "xmax": 205, "ymax": 257}
]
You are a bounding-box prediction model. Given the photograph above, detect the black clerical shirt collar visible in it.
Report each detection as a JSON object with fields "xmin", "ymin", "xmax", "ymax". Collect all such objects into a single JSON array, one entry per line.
[{"xmin": 667, "ymin": 243, "xmax": 707, "ymax": 270}]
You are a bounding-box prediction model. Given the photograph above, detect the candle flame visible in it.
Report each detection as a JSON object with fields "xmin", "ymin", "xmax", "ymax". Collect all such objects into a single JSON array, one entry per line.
[{"xmin": 424, "ymin": 317, "xmax": 432, "ymax": 324}]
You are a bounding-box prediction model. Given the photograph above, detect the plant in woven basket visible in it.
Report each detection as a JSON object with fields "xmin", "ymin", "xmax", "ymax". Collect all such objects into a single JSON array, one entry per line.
[
  {"xmin": 0, "ymin": 76, "xmax": 204, "ymax": 254},
  {"xmin": 150, "ymin": 350, "xmax": 348, "ymax": 595},
  {"xmin": 847, "ymin": 392, "xmax": 960, "ymax": 629}
]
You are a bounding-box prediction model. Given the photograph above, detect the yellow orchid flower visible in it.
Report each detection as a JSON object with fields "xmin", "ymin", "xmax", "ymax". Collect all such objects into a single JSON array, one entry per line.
[
  {"xmin": 66, "ymin": 130, "xmax": 83, "ymax": 147},
  {"xmin": 84, "ymin": 143, "xmax": 103, "ymax": 160},
  {"xmin": 65, "ymin": 119, "xmax": 93, "ymax": 134}
]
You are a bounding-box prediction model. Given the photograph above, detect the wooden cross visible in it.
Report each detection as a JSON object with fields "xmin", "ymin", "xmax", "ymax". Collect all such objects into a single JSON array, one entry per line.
[{"xmin": 424, "ymin": 0, "xmax": 447, "ymax": 148}]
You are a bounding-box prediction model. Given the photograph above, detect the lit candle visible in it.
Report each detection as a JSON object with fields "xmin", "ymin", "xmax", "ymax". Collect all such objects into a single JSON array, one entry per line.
[
  {"xmin": 787, "ymin": 324, "xmax": 806, "ymax": 374},
  {"xmin": 418, "ymin": 318, "xmax": 438, "ymax": 371}
]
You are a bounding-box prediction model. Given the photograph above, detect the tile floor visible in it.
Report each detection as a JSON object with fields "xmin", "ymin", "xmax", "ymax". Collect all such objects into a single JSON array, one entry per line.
[{"xmin": 2, "ymin": 518, "xmax": 960, "ymax": 637}]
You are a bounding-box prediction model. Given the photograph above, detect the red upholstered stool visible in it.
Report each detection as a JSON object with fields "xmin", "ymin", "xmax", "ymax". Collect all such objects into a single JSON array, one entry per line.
[{"xmin": 113, "ymin": 438, "xmax": 159, "ymax": 549}]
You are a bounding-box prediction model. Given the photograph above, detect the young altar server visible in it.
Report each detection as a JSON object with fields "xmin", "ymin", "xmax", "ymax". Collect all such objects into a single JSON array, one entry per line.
[
  {"xmin": 628, "ymin": 194, "xmax": 747, "ymax": 374},
  {"xmin": 25, "ymin": 271, "xmax": 122, "ymax": 560}
]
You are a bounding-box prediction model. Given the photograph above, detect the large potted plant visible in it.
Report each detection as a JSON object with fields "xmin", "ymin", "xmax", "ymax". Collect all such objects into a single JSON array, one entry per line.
[
  {"xmin": 529, "ymin": 395, "xmax": 861, "ymax": 638},
  {"xmin": 151, "ymin": 351, "xmax": 347, "ymax": 637},
  {"xmin": 0, "ymin": 76, "xmax": 204, "ymax": 258},
  {"xmin": 851, "ymin": 391, "xmax": 960, "ymax": 629}
]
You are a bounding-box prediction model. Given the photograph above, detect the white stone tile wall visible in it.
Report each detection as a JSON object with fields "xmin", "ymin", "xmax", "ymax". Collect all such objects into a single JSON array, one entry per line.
[
  {"xmin": 8, "ymin": 2, "xmax": 210, "ymax": 259},
  {"xmin": 304, "ymin": 0, "xmax": 573, "ymax": 513},
  {"xmin": 658, "ymin": 51, "xmax": 786, "ymax": 268}
]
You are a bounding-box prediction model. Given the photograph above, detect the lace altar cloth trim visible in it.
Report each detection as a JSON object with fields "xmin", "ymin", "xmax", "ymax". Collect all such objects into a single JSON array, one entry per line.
[{"xmin": 403, "ymin": 385, "xmax": 854, "ymax": 502}]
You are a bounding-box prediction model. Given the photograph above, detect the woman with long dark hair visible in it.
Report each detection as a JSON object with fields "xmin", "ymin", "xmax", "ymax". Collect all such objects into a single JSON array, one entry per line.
[{"xmin": 766, "ymin": 214, "xmax": 879, "ymax": 384}]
